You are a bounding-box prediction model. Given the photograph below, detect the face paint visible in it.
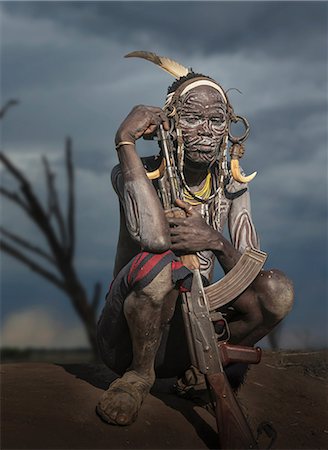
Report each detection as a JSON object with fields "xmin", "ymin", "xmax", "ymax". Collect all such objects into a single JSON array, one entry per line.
[{"xmin": 178, "ymin": 85, "xmax": 227, "ymax": 168}]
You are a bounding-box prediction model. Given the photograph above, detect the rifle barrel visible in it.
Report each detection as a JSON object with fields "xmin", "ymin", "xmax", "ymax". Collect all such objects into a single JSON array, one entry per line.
[{"xmin": 159, "ymin": 125, "xmax": 178, "ymax": 203}]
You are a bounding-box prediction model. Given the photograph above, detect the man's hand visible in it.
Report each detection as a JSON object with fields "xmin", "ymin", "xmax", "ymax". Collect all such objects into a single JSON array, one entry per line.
[
  {"xmin": 115, "ymin": 105, "xmax": 170, "ymax": 145},
  {"xmin": 166, "ymin": 199, "xmax": 223, "ymax": 254}
]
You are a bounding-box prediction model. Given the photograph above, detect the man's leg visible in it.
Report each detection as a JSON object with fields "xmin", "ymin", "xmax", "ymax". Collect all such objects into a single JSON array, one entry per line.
[
  {"xmin": 227, "ymin": 269, "xmax": 294, "ymax": 346},
  {"xmin": 97, "ymin": 264, "xmax": 178, "ymax": 426}
]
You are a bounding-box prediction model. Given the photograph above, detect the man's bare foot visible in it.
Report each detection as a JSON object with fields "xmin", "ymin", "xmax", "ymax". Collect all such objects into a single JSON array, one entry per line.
[{"xmin": 96, "ymin": 370, "xmax": 154, "ymax": 426}]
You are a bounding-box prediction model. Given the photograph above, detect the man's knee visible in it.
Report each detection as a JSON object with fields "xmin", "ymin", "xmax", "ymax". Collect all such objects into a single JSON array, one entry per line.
[
  {"xmin": 255, "ymin": 269, "xmax": 294, "ymax": 322},
  {"xmin": 130, "ymin": 263, "xmax": 174, "ymax": 308}
]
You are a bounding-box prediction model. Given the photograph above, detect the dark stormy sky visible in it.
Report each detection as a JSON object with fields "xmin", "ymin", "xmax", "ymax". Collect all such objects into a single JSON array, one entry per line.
[{"xmin": 1, "ymin": 1, "xmax": 327, "ymax": 349}]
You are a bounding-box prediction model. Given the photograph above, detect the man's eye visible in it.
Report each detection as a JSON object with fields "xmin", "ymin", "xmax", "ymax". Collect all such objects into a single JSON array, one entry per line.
[
  {"xmin": 183, "ymin": 116, "xmax": 200, "ymax": 124},
  {"xmin": 211, "ymin": 116, "xmax": 225, "ymax": 124}
]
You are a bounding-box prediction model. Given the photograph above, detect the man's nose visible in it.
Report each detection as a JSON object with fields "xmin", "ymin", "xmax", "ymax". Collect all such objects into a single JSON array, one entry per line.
[{"xmin": 198, "ymin": 120, "xmax": 212, "ymax": 136}]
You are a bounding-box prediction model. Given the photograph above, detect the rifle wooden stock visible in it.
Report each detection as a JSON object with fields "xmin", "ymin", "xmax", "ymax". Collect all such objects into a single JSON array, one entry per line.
[
  {"xmin": 180, "ymin": 254, "xmax": 200, "ymax": 270},
  {"xmin": 207, "ymin": 372, "xmax": 258, "ymax": 449}
]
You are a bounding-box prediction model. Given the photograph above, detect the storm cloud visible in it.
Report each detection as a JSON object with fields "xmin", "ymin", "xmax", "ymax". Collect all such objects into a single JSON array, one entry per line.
[{"xmin": 4, "ymin": 2, "xmax": 325, "ymax": 61}]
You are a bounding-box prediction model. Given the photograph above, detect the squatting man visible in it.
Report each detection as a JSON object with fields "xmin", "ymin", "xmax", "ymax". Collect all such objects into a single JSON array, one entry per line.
[{"xmin": 96, "ymin": 51, "xmax": 294, "ymax": 426}]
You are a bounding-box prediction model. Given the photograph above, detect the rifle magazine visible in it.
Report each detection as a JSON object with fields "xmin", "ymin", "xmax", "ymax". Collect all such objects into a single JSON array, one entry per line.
[{"xmin": 205, "ymin": 248, "xmax": 267, "ymax": 311}]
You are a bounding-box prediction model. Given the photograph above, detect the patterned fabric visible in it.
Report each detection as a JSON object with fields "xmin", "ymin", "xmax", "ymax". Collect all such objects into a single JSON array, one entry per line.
[
  {"xmin": 105, "ymin": 250, "xmax": 209, "ymax": 303},
  {"xmin": 126, "ymin": 250, "xmax": 197, "ymax": 293}
]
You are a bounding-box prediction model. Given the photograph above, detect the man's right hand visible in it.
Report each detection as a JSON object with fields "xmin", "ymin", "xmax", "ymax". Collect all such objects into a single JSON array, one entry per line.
[{"xmin": 115, "ymin": 105, "xmax": 170, "ymax": 146}]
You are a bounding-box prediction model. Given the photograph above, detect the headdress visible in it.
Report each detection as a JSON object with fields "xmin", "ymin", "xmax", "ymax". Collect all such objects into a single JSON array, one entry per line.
[{"xmin": 125, "ymin": 51, "xmax": 256, "ymax": 186}]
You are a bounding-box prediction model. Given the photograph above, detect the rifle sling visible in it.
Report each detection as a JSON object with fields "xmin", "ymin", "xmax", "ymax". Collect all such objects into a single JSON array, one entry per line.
[{"xmin": 204, "ymin": 248, "xmax": 267, "ymax": 312}]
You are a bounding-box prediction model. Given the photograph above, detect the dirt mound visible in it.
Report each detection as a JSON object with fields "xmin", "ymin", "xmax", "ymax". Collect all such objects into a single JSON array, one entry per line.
[{"xmin": 1, "ymin": 351, "xmax": 327, "ymax": 449}]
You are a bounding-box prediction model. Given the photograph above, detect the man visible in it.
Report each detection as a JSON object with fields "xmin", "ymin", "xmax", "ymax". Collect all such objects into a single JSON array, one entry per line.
[{"xmin": 96, "ymin": 52, "xmax": 294, "ymax": 426}]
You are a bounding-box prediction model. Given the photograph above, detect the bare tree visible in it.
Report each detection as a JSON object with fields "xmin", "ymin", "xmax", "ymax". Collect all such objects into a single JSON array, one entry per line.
[{"xmin": 0, "ymin": 132, "xmax": 101, "ymax": 356}]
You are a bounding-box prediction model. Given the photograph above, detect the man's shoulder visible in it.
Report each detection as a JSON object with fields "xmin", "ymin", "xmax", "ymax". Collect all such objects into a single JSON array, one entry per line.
[
  {"xmin": 111, "ymin": 154, "xmax": 162, "ymax": 192},
  {"xmin": 111, "ymin": 155, "xmax": 162, "ymax": 180},
  {"xmin": 223, "ymin": 163, "xmax": 248, "ymax": 200}
]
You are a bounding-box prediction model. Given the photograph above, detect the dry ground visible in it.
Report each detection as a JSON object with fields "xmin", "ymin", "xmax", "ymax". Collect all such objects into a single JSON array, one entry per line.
[{"xmin": 1, "ymin": 350, "xmax": 327, "ymax": 450}]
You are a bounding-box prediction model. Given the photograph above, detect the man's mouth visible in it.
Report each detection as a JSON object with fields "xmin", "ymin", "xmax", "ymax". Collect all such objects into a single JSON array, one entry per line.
[
  {"xmin": 194, "ymin": 142, "xmax": 218, "ymax": 154},
  {"xmin": 185, "ymin": 140, "xmax": 220, "ymax": 158}
]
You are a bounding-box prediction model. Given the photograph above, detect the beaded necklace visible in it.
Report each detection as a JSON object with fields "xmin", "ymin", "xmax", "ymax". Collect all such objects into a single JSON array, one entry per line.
[{"xmin": 182, "ymin": 171, "xmax": 212, "ymax": 206}]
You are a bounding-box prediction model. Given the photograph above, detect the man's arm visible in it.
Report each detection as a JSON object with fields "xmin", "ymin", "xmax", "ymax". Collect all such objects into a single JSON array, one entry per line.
[
  {"xmin": 113, "ymin": 105, "xmax": 171, "ymax": 253},
  {"xmin": 228, "ymin": 186, "xmax": 259, "ymax": 253},
  {"xmin": 112, "ymin": 201, "xmax": 141, "ymax": 277}
]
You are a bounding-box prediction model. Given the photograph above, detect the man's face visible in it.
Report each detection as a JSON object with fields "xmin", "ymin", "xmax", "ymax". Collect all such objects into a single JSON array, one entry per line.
[{"xmin": 178, "ymin": 85, "xmax": 227, "ymax": 168}]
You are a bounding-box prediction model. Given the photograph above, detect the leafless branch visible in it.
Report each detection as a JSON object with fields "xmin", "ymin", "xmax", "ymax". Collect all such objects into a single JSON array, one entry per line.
[
  {"xmin": 0, "ymin": 151, "xmax": 30, "ymax": 186},
  {"xmin": 91, "ymin": 282, "xmax": 102, "ymax": 312},
  {"xmin": 42, "ymin": 156, "xmax": 67, "ymax": 247},
  {"xmin": 0, "ymin": 240, "xmax": 66, "ymax": 291},
  {"xmin": 0, "ymin": 99, "xmax": 19, "ymax": 119},
  {"xmin": 0, "ymin": 226, "xmax": 55, "ymax": 264},
  {"xmin": 0, "ymin": 152, "xmax": 47, "ymax": 219},
  {"xmin": 66, "ymin": 137, "xmax": 75, "ymax": 259},
  {"xmin": 0, "ymin": 152, "xmax": 61, "ymax": 257},
  {"xmin": 0, "ymin": 187, "xmax": 30, "ymax": 214}
]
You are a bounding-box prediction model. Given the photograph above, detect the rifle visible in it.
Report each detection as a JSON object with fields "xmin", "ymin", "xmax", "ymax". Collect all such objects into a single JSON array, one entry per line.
[{"xmin": 157, "ymin": 124, "xmax": 275, "ymax": 449}]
